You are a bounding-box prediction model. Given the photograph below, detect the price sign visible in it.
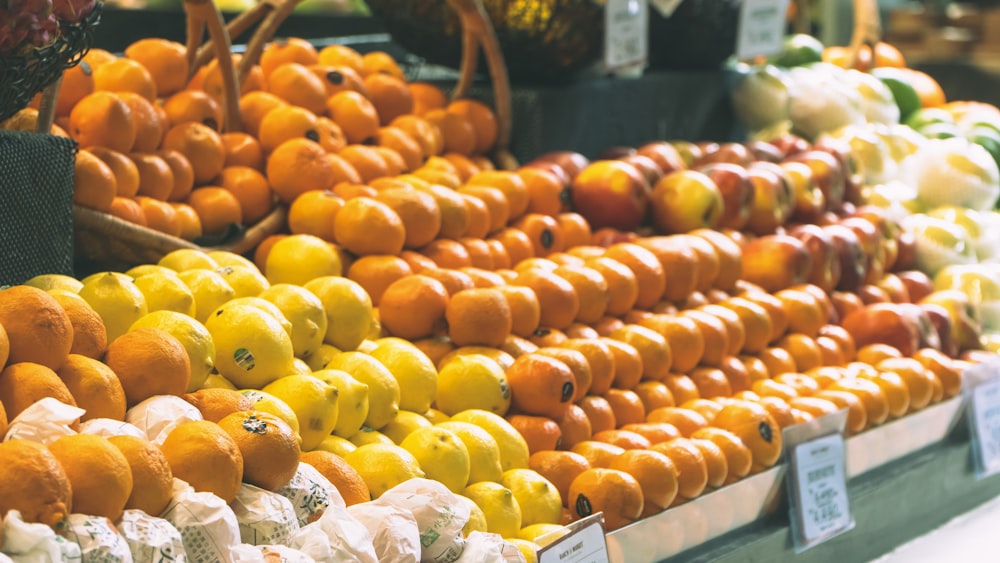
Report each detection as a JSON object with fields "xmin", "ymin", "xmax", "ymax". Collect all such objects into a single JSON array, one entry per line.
[
  {"xmin": 537, "ymin": 513, "xmax": 609, "ymax": 563},
  {"xmin": 604, "ymin": 0, "xmax": 648, "ymax": 72},
  {"xmin": 649, "ymin": 0, "xmax": 683, "ymax": 18},
  {"xmin": 788, "ymin": 432, "xmax": 853, "ymax": 551},
  {"xmin": 968, "ymin": 365, "xmax": 1000, "ymax": 478},
  {"xmin": 735, "ymin": 0, "xmax": 790, "ymax": 60}
]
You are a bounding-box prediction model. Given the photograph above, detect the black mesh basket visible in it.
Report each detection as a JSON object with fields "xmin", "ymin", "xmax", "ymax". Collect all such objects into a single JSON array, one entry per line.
[{"xmin": 0, "ymin": 2, "xmax": 103, "ymax": 123}]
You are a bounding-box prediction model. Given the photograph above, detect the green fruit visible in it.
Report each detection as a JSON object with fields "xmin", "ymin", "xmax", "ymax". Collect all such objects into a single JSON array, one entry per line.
[
  {"xmin": 871, "ymin": 67, "xmax": 922, "ymax": 122},
  {"xmin": 768, "ymin": 33, "xmax": 825, "ymax": 68}
]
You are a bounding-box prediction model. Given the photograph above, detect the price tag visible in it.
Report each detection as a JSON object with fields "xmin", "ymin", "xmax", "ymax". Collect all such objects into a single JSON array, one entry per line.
[
  {"xmin": 735, "ymin": 0, "xmax": 791, "ymax": 60},
  {"xmin": 649, "ymin": 0, "xmax": 683, "ymax": 18},
  {"xmin": 788, "ymin": 432, "xmax": 853, "ymax": 552},
  {"xmin": 969, "ymin": 372, "xmax": 1000, "ymax": 478},
  {"xmin": 537, "ymin": 513, "xmax": 609, "ymax": 563},
  {"xmin": 603, "ymin": 0, "xmax": 648, "ymax": 72}
]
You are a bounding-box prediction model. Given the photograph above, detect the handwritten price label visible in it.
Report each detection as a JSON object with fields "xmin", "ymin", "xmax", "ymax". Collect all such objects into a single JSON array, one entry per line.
[
  {"xmin": 789, "ymin": 432, "xmax": 853, "ymax": 551},
  {"xmin": 735, "ymin": 0, "xmax": 790, "ymax": 60},
  {"xmin": 604, "ymin": 0, "xmax": 648, "ymax": 72},
  {"xmin": 970, "ymin": 376, "xmax": 1000, "ymax": 478},
  {"xmin": 537, "ymin": 513, "xmax": 609, "ymax": 563}
]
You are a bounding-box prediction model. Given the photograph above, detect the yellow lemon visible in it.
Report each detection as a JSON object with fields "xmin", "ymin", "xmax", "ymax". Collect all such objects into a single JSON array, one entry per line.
[
  {"xmin": 449, "ymin": 410, "xmax": 529, "ymax": 472},
  {"xmin": 205, "ymin": 302, "xmax": 294, "ymax": 389},
  {"xmin": 130, "ymin": 310, "xmax": 216, "ymax": 392},
  {"xmin": 313, "ymin": 368, "xmax": 370, "ymax": 438},
  {"xmin": 177, "ymin": 269, "xmax": 236, "ymax": 323},
  {"xmin": 158, "ymin": 248, "xmax": 219, "ymax": 271},
  {"xmin": 463, "ymin": 481, "xmax": 522, "ymax": 538},
  {"xmin": 508, "ymin": 539, "xmax": 540, "ymax": 563},
  {"xmin": 518, "ymin": 523, "xmax": 570, "ymax": 545},
  {"xmin": 349, "ymin": 427, "xmax": 395, "ymax": 447},
  {"xmin": 288, "ymin": 357, "xmax": 312, "ymax": 375},
  {"xmin": 458, "ymin": 494, "xmax": 489, "ymax": 536},
  {"xmin": 124, "ymin": 264, "xmax": 177, "ymax": 279},
  {"xmin": 439, "ymin": 346, "xmax": 516, "ymax": 371},
  {"xmin": 79, "ymin": 271, "xmax": 148, "ymax": 342},
  {"xmin": 303, "ymin": 276, "xmax": 373, "ymax": 351},
  {"xmin": 215, "ymin": 265, "xmax": 270, "ymax": 298},
  {"xmin": 265, "ymin": 234, "xmax": 343, "ymax": 286},
  {"xmin": 133, "ymin": 271, "xmax": 197, "ymax": 316},
  {"xmin": 435, "ymin": 355, "xmax": 510, "ymax": 417},
  {"xmin": 239, "ymin": 388, "xmax": 301, "ymax": 439},
  {"xmin": 200, "ymin": 372, "xmax": 238, "ymax": 390},
  {"xmin": 368, "ymin": 309, "xmax": 386, "ymax": 340},
  {"xmin": 261, "ymin": 373, "xmax": 339, "ymax": 451},
  {"xmin": 424, "ymin": 408, "xmax": 451, "ymax": 424},
  {"xmin": 324, "ymin": 351, "xmax": 400, "ymax": 430},
  {"xmin": 435, "ymin": 420, "xmax": 504, "ymax": 484},
  {"xmin": 225, "ymin": 296, "xmax": 293, "ymax": 338},
  {"xmin": 343, "ymin": 443, "xmax": 424, "ymax": 498},
  {"xmin": 356, "ymin": 338, "xmax": 378, "ymax": 354},
  {"xmin": 206, "ymin": 250, "xmax": 258, "ymax": 270},
  {"xmin": 501, "ymin": 469, "xmax": 563, "ymax": 526},
  {"xmin": 23, "ymin": 273, "xmax": 83, "ymax": 293},
  {"xmin": 368, "ymin": 337, "xmax": 438, "ymax": 414},
  {"xmin": 315, "ymin": 434, "xmax": 358, "ymax": 457},
  {"xmin": 259, "ymin": 284, "xmax": 329, "ymax": 360},
  {"xmin": 380, "ymin": 410, "xmax": 433, "ymax": 444},
  {"xmin": 400, "ymin": 426, "xmax": 471, "ymax": 493}
]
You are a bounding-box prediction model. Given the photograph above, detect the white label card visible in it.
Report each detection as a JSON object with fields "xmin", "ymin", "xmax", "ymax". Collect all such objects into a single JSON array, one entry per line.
[
  {"xmin": 537, "ymin": 513, "xmax": 609, "ymax": 563},
  {"xmin": 970, "ymin": 377, "xmax": 1000, "ymax": 478},
  {"xmin": 789, "ymin": 432, "xmax": 853, "ymax": 551},
  {"xmin": 604, "ymin": 0, "xmax": 648, "ymax": 71},
  {"xmin": 649, "ymin": 0, "xmax": 684, "ymax": 18},
  {"xmin": 735, "ymin": 0, "xmax": 791, "ymax": 60}
]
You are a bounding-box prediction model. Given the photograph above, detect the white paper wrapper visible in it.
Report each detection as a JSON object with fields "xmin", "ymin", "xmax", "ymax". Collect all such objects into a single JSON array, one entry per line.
[
  {"xmin": 374, "ymin": 479, "xmax": 469, "ymax": 563},
  {"xmin": 160, "ymin": 479, "xmax": 240, "ymax": 563},
  {"xmin": 59, "ymin": 514, "xmax": 133, "ymax": 563},
  {"xmin": 117, "ymin": 509, "xmax": 186, "ymax": 563},
  {"xmin": 4, "ymin": 398, "xmax": 85, "ymax": 444},
  {"xmin": 0, "ymin": 553, "xmax": 13, "ymax": 562},
  {"xmin": 230, "ymin": 544, "xmax": 316, "ymax": 562},
  {"xmin": 275, "ymin": 463, "xmax": 345, "ymax": 527},
  {"xmin": 454, "ymin": 532, "xmax": 525, "ymax": 563},
  {"xmin": 125, "ymin": 396, "xmax": 203, "ymax": 446},
  {"xmin": 78, "ymin": 419, "xmax": 147, "ymax": 440},
  {"xmin": 231, "ymin": 484, "xmax": 300, "ymax": 547},
  {"xmin": 0, "ymin": 509, "xmax": 83, "ymax": 562},
  {"xmin": 347, "ymin": 502, "xmax": 421, "ymax": 563},
  {"xmin": 287, "ymin": 506, "xmax": 377, "ymax": 563}
]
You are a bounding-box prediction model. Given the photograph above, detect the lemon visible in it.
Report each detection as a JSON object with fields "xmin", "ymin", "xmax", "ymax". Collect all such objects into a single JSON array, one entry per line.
[
  {"xmin": 207, "ymin": 250, "xmax": 258, "ymax": 270},
  {"xmin": 439, "ymin": 346, "xmax": 516, "ymax": 371},
  {"xmin": 324, "ymin": 351, "xmax": 400, "ymax": 430},
  {"xmin": 303, "ymin": 276, "xmax": 373, "ymax": 351},
  {"xmin": 501, "ymin": 469, "xmax": 562, "ymax": 526},
  {"xmin": 313, "ymin": 368, "xmax": 370, "ymax": 438},
  {"xmin": 349, "ymin": 427, "xmax": 395, "ymax": 447},
  {"xmin": 306, "ymin": 344, "xmax": 342, "ymax": 371},
  {"xmin": 130, "ymin": 310, "xmax": 216, "ymax": 392},
  {"xmin": 449, "ymin": 410, "xmax": 529, "ymax": 472},
  {"xmin": 289, "ymin": 357, "xmax": 312, "ymax": 375},
  {"xmin": 435, "ymin": 355, "xmax": 511, "ymax": 417},
  {"xmin": 265, "ymin": 234, "xmax": 343, "ymax": 286},
  {"xmin": 133, "ymin": 271, "xmax": 197, "ymax": 316},
  {"xmin": 315, "ymin": 434, "xmax": 357, "ymax": 457},
  {"xmin": 457, "ymin": 494, "xmax": 489, "ymax": 536},
  {"xmin": 23, "ymin": 273, "xmax": 83, "ymax": 293},
  {"xmin": 159, "ymin": 248, "xmax": 219, "ymax": 271},
  {"xmin": 200, "ymin": 372, "xmax": 238, "ymax": 390},
  {"xmin": 424, "ymin": 408, "xmax": 451, "ymax": 424},
  {"xmin": 368, "ymin": 309, "xmax": 385, "ymax": 340},
  {"xmin": 518, "ymin": 523, "xmax": 570, "ymax": 545},
  {"xmin": 368, "ymin": 337, "xmax": 437, "ymax": 414},
  {"xmin": 463, "ymin": 481, "xmax": 522, "ymax": 538},
  {"xmin": 215, "ymin": 265, "xmax": 269, "ymax": 298},
  {"xmin": 344, "ymin": 443, "xmax": 425, "ymax": 498},
  {"xmin": 508, "ymin": 539, "xmax": 540, "ymax": 563},
  {"xmin": 177, "ymin": 269, "xmax": 236, "ymax": 322},
  {"xmin": 400, "ymin": 426, "xmax": 471, "ymax": 493},
  {"xmin": 356, "ymin": 338, "xmax": 378, "ymax": 354},
  {"xmin": 125, "ymin": 264, "xmax": 177, "ymax": 279},
  {"xmin": 225, "ymin": 296, "xmax": 293, "ymax": 337},
  {"xmin": 239, "ymin": 388, "xmax": 301, "ymax": 438},
  {"xmin": 205, "ymin": 302, "xmax": 295, "ymax": 389},
  {"xmin": 79, "ymin": 271, "xmax": 149, "ymax": 342},
  {"xmin": 435, "ymin": 421, "xmax": 504, "ymax": 484},
  {"xmin": 261, "ymin": 373, "xmax": 339, "ymax": 451},
  {"xmin": 380, "ymin": 410, "xmax": 433, "ymax": 444},
  {"xmin": 259, "ymin": 284, "xmax": 329, "ymax": 360}
]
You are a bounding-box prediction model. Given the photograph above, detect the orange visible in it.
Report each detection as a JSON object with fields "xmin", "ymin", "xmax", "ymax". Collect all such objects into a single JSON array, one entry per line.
[
  {"xmin": 408, "ymin": 81, "xmax": 447, "ymax": 115},
  {"xmin": 711, "ymin": 400, "xmax": 782, "ymax": 470},
  {"xmin": 286, "ymin": 189, "xmax": 343, "ymax": 241},
  {"xmin": 663, "ymin": 374, "xmax": 701, "ymax": 406},
  {"xmin": 181, "ymin": 387, "xmax": 254, "ymax": 423},
  {"xmin": 447, "ymin": 98, "xmax": 498, "ymax": 155},
  {"xmin": 379, "ymin": 274, "xmax": 450, "ymax": 340},
  {"xmin": 266, "ymin": 138, "xmax": 340, "ymax": 203},
  {"xmin": 216, "ymin": 165, "xmax": 274, "ymax": 224},
  {"xmin": 72, "ymin": 149, "xmax": 116, "ymax": 212},
  {"xmin": 699, "ymin": 304, "xmax": 746, "ymax": 356},
  {"xmin": 259, "ymin": 37, "xmax": 319, "ymax": 78},
  {"xmin": 751, "ymin": 378, "xmax": 799, "ymax": 403},
  {"xmin": 757, "ymin": 346, "xmax": 798, "ymax": 379},
  {"xmin": 86, "ymin": 147, "xmax": 140, "ymax": 199},
  {"xmin": 424, "ymin": 108, "xmax": 477, "ymax": 156},
  {"xmin": 239, "ymin": 91, "xmax": 288, "ymax": 137},
  {"xmin": 222, "ymin": 131, "xmax": 265, "ymax": 170},
  {"xmin": 569, "ymin": 440, "xmax": 625, "ymax": 469},
  {"xmin": 756, "ymin": 396, "xmax": 797, "ymax": 429},
  {"xmin": 254, "ymin": 234, "xmax": 286, "ymax": 272},
  {"xmin": 649, "ymin": 437, "xmax": 708, "ymax": 502},
  {"xmin": 0, "ymin": 361, "xmax": 76, "ymax": 420},
  {"xmin": 586, "ymin": 256, "xmax": 640, "ymax": 316},
  {"xmin": 317, "ymin": 43, "xmax": 364, "ymax": 72},
  {"xmin": 359, "ymin": 50, "xmax": 404, "ymax": 79},
  {"xmin": 609, "ymin": 324, "xmax": 672, "ymax": 382},
  {"xmin": 829, "ymin": 377, "xmax": 890, "ymax": 428},
  {"xmin": 93, "ymin": 57, "xmax": 156, "ymax": 101},
  {"xmin": 744, "ymin": 291, "xmax": 790, "ymax": 343},
  {"xmin": 0, "ymin": 286, "xmax": 74, "ymax": 370},
  {"xmin": 346, "ymin": 255, "xmax": 413, "ymax": 306},
  {"xmin": 421, "ymin": 268, "xmax": 476, "ymax": 298},
  {"xmin": 218, "ymin": 411, "xmax": 300, "ymax": 491},
  {"xmin": 163, "ymin": 89, "xmax": 223, "ymax": 133},
  {"xmin": 102, "ymin": 327, "xmax": 190, "ymax": 407},
  {"xmin": 56, "ymin": 354, "xmax": 126, "ymax": 421},
  {"xmin": 373, "ymin": 146, "xmax": 407, "ymax": 176},
  {"xmin": 646, "ymin": 406, "xmax": 709, "ymax": 437},
  {"xmin": 107, "ymin": 434, "xmax": 174, "ymax": 516},
  {"xmin": 602, "ymin": 337, "xmax": 643, "ymax": 391},
  {"xmin": 129, "ymin": 152, "xmax": 174, "ymax": 200},
  {"xmin": 266, "ymin": 62, "xmax": 328, "ymax": 115},
  {"xmin": 857, "ymin": 343, "xmax": 904, "ymax": 365},
  {"xmin": 391, "ymin": 114, "xmax": 444, "ymax": 157},
  {"xmin": 82, "ymin": 48, "xmax": 117, "ymax": 70},
  {"xmin": 577, "ymin": 395, "xmax": 617, "ymax": 434},
  {"xmin": 507, "ymin": 414, "xmax": 563, "ymax": 454},
  {"xmin": 326, "ymin": 90, "xmax": 380, "ymax": 144},
  {"xmin": 460, "ymin": 239, "xmax": 496, "ymax": 270},
  {"xmin": 333, "ymin": 196, "xmax": 406, "ymax": 256},
  {"xmin": 603, "ymin": 244, "xmax": 667, "ymax": 310},
  {"xmin": 690, "ymin": 427, "xmax": 753, "ymax": 484},
  {"xmin": 787, "ymin": 396, "xmax": 842, "ymax": 419},
  {"xmin": 373, "ymin": 126, "xmax": 423, "ymax": 171},
  {"xmin": 609, "ymin": 448, "xmax": 679, "ymax": 517},
  {"xmin": 548, "ymin": 265, "xmax": 606, "ymax": 325},
  {"xmin": 815, "ymin": 389, "xmax": 868, "ymax": 434},
  {"xmin": 506, "ymin": 352, "xmax": 576, "ymax": 418},
  {"xmin": 619, "ymin": 422, "xmax": 682, "ymax": 445},
  {"xmin": 299, "ymin": 450, "xmax": 371, "ymax": 506},
  {"xmin": 561, "ymin": 338, "xmax": 615, "ymax": 396},
  {"xmin": 360, "ymin": 73, "xmax": 412, "ymax": 126},
  {"xmin": 47, "ymin": 434, "xmax": 133, "ymax": 521},
  {"xmin": 897, "ymin": 67, "xmax": 946, "ymax": 108},
  {"xmin": 53, "ymin": 60, "xmax": 95, "ymax": 117},
  {"xmin": 186, "ymin": 186, "xmax": 244, "ymax": 235},
  {"xmin": 135, "ymin": 196, "xmax": 181, "ymax": 236},
  {"xmin": 157, "ymin": 149, "xmax": 196, "ymax": 202},
  {"xmin": 445, "ymin": 287, "xmax": 513, "ymax": 348},
  {"xmin": 592, "ymin": 429, "xmax": 651, "ymax": 450},
  {"xmin": 690, "ymin": 437, "xmax": 729, "ymax": 489},
  {"xmin": 520, "ymin": 167, "xmax": 568, "ymax": 216},
  {"xmin": 514, "ymin": 269, "xmax": 580, "ymax": 330},
  {"xmin": 773, "ymin": 372, "xmax": 821, "ymax": 396},
  {"xmin": 913, "ymin": 348, "xmax": 963, "ymax": 399},
  {"xmin": 124, "ymin": 38, "xmax": 188, "ymax": 97},
  {"xmin": 556, "ymin": 213, "xmax": 592, "ymax": 249},
  {"xmin": 638, "ymin": 314, "xmax": 704, "ymax": 374},
  {"xmin": 602, "ymin": 388, "xmax": 646, "ymax": 427},
  {"xmin": 568, "ymin": 467, "xmax": 643, "ymax": 530},
  {"xmin": 160, "ymin": 420, "xmax": 244, "ymax": 503},
  {"xmin": 117, "ymin": 92, "xmax": 164, "ymax": 153},
  {"xmin": 679, "ymin": 398, "xmax": 724, "ymax": 423},
  {"xmin": 529, "ymin": 450, "xmax": 591, "ymax": 506},
  {"xmin": 508, "ymin": 214, "xmax": 563, "ymax": 259},
  {"xmin": 485, "ymin": 285, "xmax": 541, "ymax": 340},
  {"xmin": 489, "ymin": 227, "xmax": 534, "ymax": 265},
  {"xmin": 0, "ymin": 440, "xmax": 73, "ymax": 526},
  {"xmin": 719, "ymin": 297, "xmax": 773, "ymax": 354},
  {"xmin": 535, "ymin": 346, "xmax": 591, "ymax": 401},
  {"xmin": 459, "ymin": 185, "xmax": 509, "ymax": 235},
  {"xmin": 632, "ymin": 381, "xmax": 675, "ymax": 413},
  {"xmin": 338, "ymin": 144, "xmax": 389, "ymax": 183},
  {"xmin": 310, "ymin": 64, "xmax": 367, "ymax": 97},
  {"xmin": 200, "ymin": 53, "xmax": 263, "ymax": 102},
  {"xmin": 48, "ymin": 293, "xmax": 105, "ymax": 361},
  {"xmin": 69, "ymin": 91, "xmax": 137, "ymax": 152},
  {"xmin": 554, "ymin": 402, "xmax": 593, "ymax": 449},
  {"xmin": 160, "ymin": 121, "xmax": 225, "ymax": 185}
]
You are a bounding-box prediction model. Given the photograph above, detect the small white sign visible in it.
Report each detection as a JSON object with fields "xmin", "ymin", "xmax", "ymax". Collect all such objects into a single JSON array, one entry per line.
[
  {"xmin": 649, "ymin": 0, "xmax": 684, "ymax": 18},
  {"xmin": 735, "ymin": 0, "xmax": 791, "ymax": 60},
  {"xmin": 789, "ymin": 432, "xmax": 853, "ymax": 551},
  {"xmin": 604, "ymin": 0, "xmax": 648, "ymax": 72},
  {"xmin": 537, "ymin": 513, "xmax": 609, "ymax": 563},
  {"xmin": 970, "ymin": 377, "xmax": 1000, "ymax": 477}
]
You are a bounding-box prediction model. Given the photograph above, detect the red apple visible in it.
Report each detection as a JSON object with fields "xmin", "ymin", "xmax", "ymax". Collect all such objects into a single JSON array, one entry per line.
[
  {"xmin": 918, "ymin": 302, "xmax": 957, "ymax": 357},
  {"xmin": 786, "ymin": 223, "xmax": 841, "ymax": 293},
  {"xmin": 896, "ymin": 270, "xmax": 935, "ymax": 303},
  {"xmin": 822, "ymin": 224, "xmax": 868, "ymax": 292},
  {"xmin": 747, "ymin": 140, "xmax": 785, "ymax": 163},
  {"xmin": 920, "ymin": 290, "xmax": 984, "ymax": 354},
  {"xmin": 570, "ymin": 160, "xmax": 651, "ymax": 232},
  {"xmin": 830, "ymin": 290, "xmax": 865, "ymax": 323},
  {"xmin": 781, "ymin": 160, "xmax": 825, "ymax": 224},
  {"xmin": 893, "ymin": 229, "xmax": 917, "ymax": 272},
  {"xmin": 811, "ymin": 137, "xmax": 862, "ymax": 208},
  {"xmin": 600, "ymin": 146, "xmax": 636, "ymax": 159},
  {"xmin": 745, "ymin": 164, "xmax": 794, "ymax": 236},
  {"xmin": 649, "ymin": 170, "xmax": 724, "ymax": 234},
  {"xmin": 532, "ymin": 151, "xmax": 590, "ymax": 181},
  {"xmin": 769, "ymin": 133, "xmax": 811, "ymax": 158},
  {"xmin": 522, "ymin": 159, "xmax": 571, "ymax": 187},
  {"xmin": 698, "ymin": 162, "xmax": 754, "ymax": 231},
  {"xmin": 898, "ymin": 303, "xmax": 943, "ymax": 351},
  {"xmin": 619, "ymin": 153, "xmax": 664, "ymax": 185},
  {"xmin": 841, "ymin": 303, "xmax": 922, "ymax": 357},
  {"xmin": 694, "ymin": 142, "xmax": 756, "ymax": 168},
  {"xmin": 669, "ymin": 140, "xmax": 704, "ymax": 168},
  {"xmin": 636, "ymin": 141, "xmax": 686, "ymax": 175},
  {"xmin": 785, "ymin": 150, "xmax": 847, "ymax": 212},
  {"xmin": 592, "ymin": 227, "xmax": 639, "ymax": 247},
  {"xmin": 875, "ymin": 273, "xmax": 911, "ymax": 304},
  {"xmin": 740, "ymin": 234, "xmax": 813, "ymax": 293},
  {"xmin": 840, "ymin": 215, "xmax": 886, "ymax": 285}
]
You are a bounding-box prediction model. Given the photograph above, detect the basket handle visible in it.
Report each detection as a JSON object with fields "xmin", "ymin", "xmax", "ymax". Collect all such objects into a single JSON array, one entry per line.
[
  {"xmin": 846, "ymin": 0, "xmax": 881, "ymax": 70},
  {"xmin": 183, "ymin": 0, "xmax": 243, "ymax": 132},
  {"xmin": 445, "ymin": 0, "xmax": 516, "ymax": 170},
  {"xmin": 35, "ymin": 78, "xmax": 61, "ymax": 135}
]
